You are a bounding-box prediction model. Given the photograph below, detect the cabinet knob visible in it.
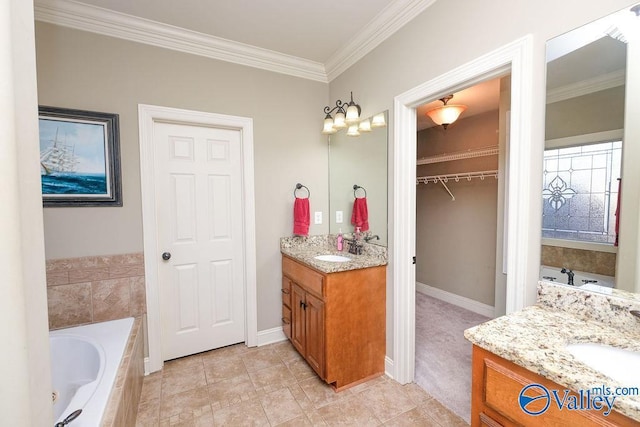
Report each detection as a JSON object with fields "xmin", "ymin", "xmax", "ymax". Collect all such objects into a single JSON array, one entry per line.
[{"xmin": 300, "ymin": 300, "xmax": 307, "ymax": 310}]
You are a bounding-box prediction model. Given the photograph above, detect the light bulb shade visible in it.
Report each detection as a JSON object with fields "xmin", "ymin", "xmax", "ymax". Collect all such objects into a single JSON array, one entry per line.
[
  {"xmin": 322, "ymin": 117, "xmax": 336, "ymax": 134},
  {"xmin": 358, "ymin": 119, "xmax": 371, "ymax": 132},
  {"xmin": 333, "ymin": 112, "xmax": 347, "ymax": 129},
  {"xmin": 426, "ymin": 105, "xmax": 467, "ymax": 127},
  {"xmin": 346, "ymin": 124, "xmax": 360, "ymax": 137},
  {"xmin": 345, "ymin": 104, "xmax": 360, "ymax": 124},
  {"xmin": 371, "ymin": 113, "xmax": 386, "ymax": 128}
]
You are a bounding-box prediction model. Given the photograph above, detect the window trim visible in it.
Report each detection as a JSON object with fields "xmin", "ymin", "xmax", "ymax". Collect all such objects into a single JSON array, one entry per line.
[{"xmin": 541, "ymin": 237, "xmax": 617, "ymax": 253}]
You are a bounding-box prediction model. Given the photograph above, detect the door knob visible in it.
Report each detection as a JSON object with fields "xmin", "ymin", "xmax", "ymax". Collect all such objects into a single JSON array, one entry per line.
[{"xmin": 162, "ymin": 252, "xmax": 171, "ymax": 261}]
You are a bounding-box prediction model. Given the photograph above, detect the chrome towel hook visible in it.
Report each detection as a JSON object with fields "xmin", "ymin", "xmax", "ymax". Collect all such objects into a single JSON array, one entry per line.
[{"xmin": 294, "ymin": 183, "xmax": 310, "ymax": 198}]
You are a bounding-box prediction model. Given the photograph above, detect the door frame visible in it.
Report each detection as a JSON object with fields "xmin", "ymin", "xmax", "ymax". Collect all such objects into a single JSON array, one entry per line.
[
  {"xmin": 138, "ymin": 104, "xmax": 257, "ymax": 374},
  {"xmin": 392, "ymin": 35, "xmax": 539, "ymax": 383}
]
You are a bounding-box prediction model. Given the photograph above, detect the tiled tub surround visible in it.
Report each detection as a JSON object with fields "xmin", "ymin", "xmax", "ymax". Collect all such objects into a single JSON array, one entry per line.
[
  {"xmin": 541, "ymin": 244, "xmax": 616, "ymax": 276},
  {"xmin": 465, "ymin": 282, "xmax": 640, "ymax": 421},
  {"xmin": 280, "ymin": 235, "xmax": 387, "ymax": 273},
  {"xmin": 46, "ymin": 253, "xmax": 146, "ymax": 329},
  {"xmin": 102, "ymin": 316, "xmax": 144, "ymax": 426}
]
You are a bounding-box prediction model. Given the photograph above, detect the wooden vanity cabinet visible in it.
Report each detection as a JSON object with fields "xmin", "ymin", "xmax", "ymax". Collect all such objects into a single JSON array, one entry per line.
[
  {"xmin": 471, "ymin": 345, "xmax": 639, "ymax": 427},
  {"xmin": 281, "ymin": 255, "xmax": 386, "ymax": 391}
]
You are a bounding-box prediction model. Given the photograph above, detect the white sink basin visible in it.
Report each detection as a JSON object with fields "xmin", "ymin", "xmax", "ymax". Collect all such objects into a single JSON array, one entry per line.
[
  {"xmin": 565, "ymin": 343, "xmax": 640, "ymax": 387},
  {"xmin": 314, "ymin": 254, "xmax": 351, "ymax": 262}
]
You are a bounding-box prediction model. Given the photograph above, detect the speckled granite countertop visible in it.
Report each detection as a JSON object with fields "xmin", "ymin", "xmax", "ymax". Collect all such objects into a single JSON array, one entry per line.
[
  {"xmin": 280, "ymin": 235, "xmax": 387, "ymax": 274},
  {"xmin": 465, "ymin": 282, "xmax": 640, "ymax": 421}
]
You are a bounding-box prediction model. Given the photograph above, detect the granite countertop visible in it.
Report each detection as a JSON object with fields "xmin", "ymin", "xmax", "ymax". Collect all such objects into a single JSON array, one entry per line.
[
  {"xmin": 280, "ymin": 235, "xmax": 387, "ymax": 274},
  {"xmin": 465, "ymin": 286, "xmax": 640, "ymax": 421}
]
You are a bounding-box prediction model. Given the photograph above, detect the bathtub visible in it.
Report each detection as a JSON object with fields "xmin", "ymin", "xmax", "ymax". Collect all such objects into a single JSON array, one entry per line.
[
  {"xmin": 539, "ymin": 265, "xmax": 615, "ymax": 294},
  {"xmin": 50, "ymin": 317, "xmax": 134, "ymax": 426}
]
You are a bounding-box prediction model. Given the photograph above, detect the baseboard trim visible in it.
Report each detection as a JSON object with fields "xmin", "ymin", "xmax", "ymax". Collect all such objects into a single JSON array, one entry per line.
[
  {"xmin": 416, "ymin": 282, "xmax": 495, "ymax": 318},
  {"xmin": 257, "ymin": 326, "xmax": 287, "ymax": 346},
  {"xmin": 384, "ymin": 356, "xmax": 394, "ymax": 380}
]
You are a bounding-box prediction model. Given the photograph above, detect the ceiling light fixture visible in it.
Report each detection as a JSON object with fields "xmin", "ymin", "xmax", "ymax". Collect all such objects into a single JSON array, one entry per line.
[
  {"xmin": 425, "ymin": 95, "xmax": 467, "ymax": 130},
  {"xmin": 322, "ymin": 92, "xmax": 361, "ymax": 135}
]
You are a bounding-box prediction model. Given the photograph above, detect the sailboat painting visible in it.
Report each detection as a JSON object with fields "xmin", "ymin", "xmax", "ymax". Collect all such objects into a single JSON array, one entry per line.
[{"xmin": 39, "ymin": 106, "xmax": 122, "ymax": 207}]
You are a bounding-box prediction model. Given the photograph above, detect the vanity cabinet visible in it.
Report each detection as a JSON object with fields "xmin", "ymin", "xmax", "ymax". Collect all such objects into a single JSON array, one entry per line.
[
  {"xmin": 471, "ymin": 345, "xmax": 639, "ymax": 427},
  {"xmin": 281, "ymin": 255, "xmax": 386, "ymax": 391}
]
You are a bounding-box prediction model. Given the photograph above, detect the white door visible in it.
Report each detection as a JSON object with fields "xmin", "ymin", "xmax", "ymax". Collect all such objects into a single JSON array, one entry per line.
[{"xmin": 154, "ymin": 121, "xmax": 245, "ymax": 360}]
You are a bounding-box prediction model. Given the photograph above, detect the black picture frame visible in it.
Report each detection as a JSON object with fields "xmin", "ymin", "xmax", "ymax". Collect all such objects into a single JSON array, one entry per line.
[{"xmin": 38, "ymin": 106, "xmax": 122, "ymax": 207}]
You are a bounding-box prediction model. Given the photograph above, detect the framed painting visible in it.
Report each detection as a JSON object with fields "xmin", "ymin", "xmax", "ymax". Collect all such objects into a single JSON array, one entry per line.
[{"xmin": 38, "ymin": 106, "xmax": 122, "ymax": 207}]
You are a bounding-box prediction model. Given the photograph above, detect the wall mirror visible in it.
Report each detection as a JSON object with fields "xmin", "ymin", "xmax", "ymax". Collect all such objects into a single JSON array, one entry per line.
[
  {"xmin": 328, "ymin": 111, "xmax": 388, "ymax": 246},
  {"xmin": 543, "ymin": 4, "xmax": 640, "ymax": 295}
]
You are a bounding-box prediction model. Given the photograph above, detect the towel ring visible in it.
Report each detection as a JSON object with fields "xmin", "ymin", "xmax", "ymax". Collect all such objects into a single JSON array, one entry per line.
[
  {"xmin": 294, "ymin": 183, "xmax": 310, "ymax": 198},
  {"xmin": 353, "ymin": 184, "xmax": 367, "ymax": 198}
]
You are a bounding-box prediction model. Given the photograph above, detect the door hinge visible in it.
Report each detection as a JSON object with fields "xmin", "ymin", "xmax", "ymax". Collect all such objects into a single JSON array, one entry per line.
[{"xmin": 412, "ymin": 256, "xmax": 416, "ymax": 265}]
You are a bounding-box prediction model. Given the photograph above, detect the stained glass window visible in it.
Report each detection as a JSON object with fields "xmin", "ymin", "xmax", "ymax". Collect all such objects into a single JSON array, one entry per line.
[{"xmin": 542, "ymin": 141, "xmax": 622, "ymax": 244}]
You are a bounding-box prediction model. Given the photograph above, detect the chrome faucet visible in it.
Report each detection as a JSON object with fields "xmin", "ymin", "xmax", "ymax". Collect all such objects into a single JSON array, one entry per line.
[
  {"xmin": 560, "ymin": 268, "xmax": 575, "ymax": 286},
  {"xmin": 364, "ymin": 234, "xmax": 380, "ymax": 243},
  {"xmin": 343, "ymin": 238, "xmax": 363, "ymax": 255}
]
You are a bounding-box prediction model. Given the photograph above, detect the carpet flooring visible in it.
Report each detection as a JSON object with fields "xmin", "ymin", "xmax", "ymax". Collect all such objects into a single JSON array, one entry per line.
[{"xmin": 414, "ymin": 292, "xmax": 490, "ymax": 424}]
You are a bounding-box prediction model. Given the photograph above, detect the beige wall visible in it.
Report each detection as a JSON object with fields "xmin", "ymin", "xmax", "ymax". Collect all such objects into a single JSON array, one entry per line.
[
  {"xmin": 416, "ymin": 111, "xmax": 499, "ymax": 306},
  {"xmin": 545, "ymin": 87, "xmax": 625, "ymax": 140},
  {"xmin": 328, "ymin": 0, "xmax": 636, "ymax": 353},
  {"xmin": 35, "ymin": 22, "xmax": 329, "ymax": 331}
]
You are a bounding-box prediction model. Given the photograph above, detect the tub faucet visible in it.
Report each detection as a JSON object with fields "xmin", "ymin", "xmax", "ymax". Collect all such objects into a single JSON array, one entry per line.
[
  {"xmin": 55, "ymin": 409, "xmax": 82, "ymax": 427},
  {"xmin": 560, "ymin": 268, "xmax": 574, "ymax": 286}
]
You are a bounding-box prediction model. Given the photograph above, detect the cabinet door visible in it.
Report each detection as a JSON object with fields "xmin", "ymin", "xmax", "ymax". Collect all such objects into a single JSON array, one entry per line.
[
  {"xmin": 291, "ymin": 283, "xmax": 306, "ymax": 356},
  {"xmin": 305, "ymin": 292, "xmax": 325, "ymax": 378}
]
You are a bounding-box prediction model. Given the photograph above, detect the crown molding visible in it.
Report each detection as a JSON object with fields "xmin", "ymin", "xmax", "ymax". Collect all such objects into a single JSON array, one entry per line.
[
  {"xmin": 546, "ymin": 69, "xmax": 625, "ymax": 104},
  {"xmin": 325, "ymin": 0, "xmax": 437, "ymax": 82},
  {"xmin": 34, "ymin": 0, "xmax": 328, "ymax": 82},
  {"xmin": 34, "ymin": 0, "xmax": 438, "ymax": 83}
]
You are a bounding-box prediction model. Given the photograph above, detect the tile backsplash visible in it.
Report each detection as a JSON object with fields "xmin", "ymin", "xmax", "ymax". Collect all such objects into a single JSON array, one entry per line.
[
  {"xmin": 46, "ymin": 252, "xmax": 146, "ymax": 329},
  {"xmin": 540, "ymin": 245, "xmax": 616, "ymax": 276}
]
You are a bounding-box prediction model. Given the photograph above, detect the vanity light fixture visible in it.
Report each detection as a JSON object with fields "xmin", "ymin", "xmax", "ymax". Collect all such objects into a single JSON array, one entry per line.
[
  {"xmin": 322, "ymin": 92, "xmax": 361, "ymax": 135},
  {"xmin": 371, "ymin": 113, "xmax": 386, "ymax": 128},
  {"xmin": 358, "ymin": 119, "xmax": 372, "ymax": 132},
  {"xmin": 347, "ymin": 124, "xmax": 360, "ymax": 137},
  {"xmin": 426, "ymin": 95, "xmax": 467, "ymax": 129}
]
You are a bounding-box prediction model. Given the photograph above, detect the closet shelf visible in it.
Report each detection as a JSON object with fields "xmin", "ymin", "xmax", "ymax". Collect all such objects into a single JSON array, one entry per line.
[
  {"xmin": 416, "ymin": 169, "xmax": 499, "ymax": 185},
  {"xmin": 417, "ymin": 146, "xmax": 498, "ymax": 165}
]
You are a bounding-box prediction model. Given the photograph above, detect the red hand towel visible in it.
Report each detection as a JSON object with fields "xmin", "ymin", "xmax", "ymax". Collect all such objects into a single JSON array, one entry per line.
[
  {"xmin": 351, "ymin": 197, "xmax": 369, "ymax": 232},
  {"xmin": 293, "ymin": 197, "xmax": 310, "ymax": 236}
]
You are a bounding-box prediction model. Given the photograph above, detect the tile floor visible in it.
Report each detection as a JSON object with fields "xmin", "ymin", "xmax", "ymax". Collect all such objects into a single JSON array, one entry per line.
[{"xmin": 135, "ymin": 340, "xmax": 469, "ymax": 426}]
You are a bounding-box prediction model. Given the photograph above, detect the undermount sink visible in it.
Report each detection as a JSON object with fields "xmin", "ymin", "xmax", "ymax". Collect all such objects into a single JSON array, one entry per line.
[
  {"xmin": 314, "ymin": 254, "xmax": 351, "ymax": 262},
  {"xmin": 565, "ymin": 343, "xmax": 640, "ymax": 387}
]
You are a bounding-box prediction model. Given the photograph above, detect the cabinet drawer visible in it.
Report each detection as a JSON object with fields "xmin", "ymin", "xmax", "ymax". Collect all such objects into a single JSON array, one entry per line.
[
  {"xmin": 282, "ymin": 305, "xmax": 291, "ymax": 340},
  {"xmin": 281, "ymin": 277, "xmax": 291, "ymax": 307},
  {"xmin": 282, "ymin": 256, "xmax": 324, "ymax": 298}
]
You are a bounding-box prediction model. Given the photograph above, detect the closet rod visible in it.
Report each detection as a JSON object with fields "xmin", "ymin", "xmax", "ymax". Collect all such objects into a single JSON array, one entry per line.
[
  {"xmin": 416, "ymin": 169, "xmax": 499, "ymax": 185},
  {"xmin": 417, "ymin": 146, "xmax": 498, "ymax": 165}
]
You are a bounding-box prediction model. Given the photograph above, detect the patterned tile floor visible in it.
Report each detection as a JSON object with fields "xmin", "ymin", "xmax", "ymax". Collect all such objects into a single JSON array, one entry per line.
[{"xmin": 135, "ymin": 340, "xmax": 469, "ymax": 426}]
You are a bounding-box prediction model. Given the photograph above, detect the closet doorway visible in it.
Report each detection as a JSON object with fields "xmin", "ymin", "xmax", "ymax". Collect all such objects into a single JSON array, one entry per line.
[
  {"xmin": 391, "ymin": 35, "xmax": 539, "ymax": 390},
  {"xmin": 413, "ymin": 76, "xmax": 508, "ymax": 422}
]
